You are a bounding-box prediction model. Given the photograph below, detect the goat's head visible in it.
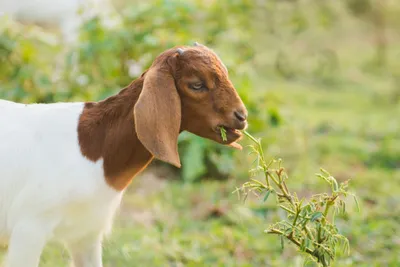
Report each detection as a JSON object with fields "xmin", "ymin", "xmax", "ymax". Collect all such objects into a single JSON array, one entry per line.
[{"xmin": 134, "ymin": 43, "xmax": 248, "ymax": 168}]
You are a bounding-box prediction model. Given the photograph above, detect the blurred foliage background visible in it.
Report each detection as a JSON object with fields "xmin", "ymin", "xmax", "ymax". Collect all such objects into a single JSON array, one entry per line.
[{"xmin": 1, "ymin": 0, "xmax": 399, "ymax": 266}]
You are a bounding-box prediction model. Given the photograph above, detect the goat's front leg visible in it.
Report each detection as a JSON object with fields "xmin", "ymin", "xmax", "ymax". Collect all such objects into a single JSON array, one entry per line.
[
  {"xmin": 4, "ymin": 221, "xmax": 50, "ymax": 267},
  {"xmin": 67, "ymin": 236, "xmax": 103, "ymax": 267}
]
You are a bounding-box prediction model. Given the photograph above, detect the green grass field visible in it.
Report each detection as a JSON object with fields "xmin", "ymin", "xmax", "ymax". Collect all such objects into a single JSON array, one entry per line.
[
  {"xmin": 2, "ymin": 79, "xmax": 398, "ymax": 266},
  {"xmin": 1, "ymin": 0, "xmax": 400, "ymax": 266}
]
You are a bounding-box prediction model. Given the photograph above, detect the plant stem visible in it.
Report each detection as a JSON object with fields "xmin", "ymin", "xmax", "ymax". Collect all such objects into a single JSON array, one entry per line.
[
  {"xmin": 243, "ymin": 130, "xmax": 271, "ymax": 187},
  {"xmin": 266, "ymin": 171, "xmax": 279, "ymax": 187},
  {"xmin": 267, "ymin": 228, "xmax": 314, "ymax": 255},
  {"xmin": 292, "ymin": 205, "xmax": 300, "ymax": 227},
  {"xmin": 324, "ymin": 195, "xmax": 338, "ymax": 218}
]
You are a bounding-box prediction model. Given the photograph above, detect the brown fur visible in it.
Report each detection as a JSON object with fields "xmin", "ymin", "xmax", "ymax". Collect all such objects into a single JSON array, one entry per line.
[
  {"xmin": 134, "ymin": 52, "xmax": 181, "ymax": 167},
  {"xmin": 78, "ymin": 78, "xmax": 153, "ymax": 191},
  {"xmin": 78, "ymin": 44, "xmax": 247, "ymax": 191}
]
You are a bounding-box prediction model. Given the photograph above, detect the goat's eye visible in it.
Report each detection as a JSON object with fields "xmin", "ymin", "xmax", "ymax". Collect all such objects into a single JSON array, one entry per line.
[{"xmin": 190, "ymin": 82, "xmax": 206, "ymax": 91}]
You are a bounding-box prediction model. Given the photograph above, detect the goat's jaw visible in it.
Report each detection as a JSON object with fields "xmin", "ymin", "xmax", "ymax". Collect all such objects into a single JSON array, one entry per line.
[
  {"xmin": 227, "ymin": 141, "xmax": 243, "ymax": 150},
  {"xmin": 214, "ymin": 125, "xmax": 244, "ymax": 150}
]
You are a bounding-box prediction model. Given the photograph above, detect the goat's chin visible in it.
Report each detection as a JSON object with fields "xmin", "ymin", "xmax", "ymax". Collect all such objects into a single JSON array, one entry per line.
[
  {"xmin": 224, "ymin": 133, "xmax": 244, "ymax": 150},
  {"xmin": 209, "ymin": 136, "xmax": 243, "ymax": 150},
  {"xmin": 227, "ymin": 141, "xmax": 243, "ymax": 150}
]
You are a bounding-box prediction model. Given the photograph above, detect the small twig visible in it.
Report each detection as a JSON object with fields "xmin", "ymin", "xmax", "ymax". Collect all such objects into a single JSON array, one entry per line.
[{"xmin": 267, "ymin": 228, "xmax": 314, "ymax": 255}]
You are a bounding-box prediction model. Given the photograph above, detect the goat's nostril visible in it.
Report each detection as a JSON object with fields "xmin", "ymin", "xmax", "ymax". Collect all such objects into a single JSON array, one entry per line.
[{"xmin": 234, "ymin": 111, "xmax": 247, "ymax": 122}]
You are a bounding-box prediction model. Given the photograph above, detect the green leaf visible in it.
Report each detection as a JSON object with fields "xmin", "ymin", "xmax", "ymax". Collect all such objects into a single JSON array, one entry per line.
[
  {"xmin": 220, "ymin": 126, "xmax": 227, "ymax": 141},
  {"xmin": 340, "ymin": 200, "xmax": 346, "ymax": 215},
  {"xmin": 300, "ymin": 237, "xmax": 309, "ymax": 252},
  {"xmin": 331, "ymin": 177, "xmax": 339, "ymax": 192},
  {"xmin": 310, "ymin": 212, "xmax": 323, "ymax": 222},
  {"xmin": 353, "ymin": 195, "xmax": 361, "ymax": 212},
  {"xmin": 263, "ymin": 190, "xmax": 271, "ymax": 202}
]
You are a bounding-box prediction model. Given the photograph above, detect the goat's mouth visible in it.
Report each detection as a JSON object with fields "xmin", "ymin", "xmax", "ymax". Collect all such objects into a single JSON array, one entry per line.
[{"xmin": 215, "ymin": 125, "xmax": 243, "ymax": 150}]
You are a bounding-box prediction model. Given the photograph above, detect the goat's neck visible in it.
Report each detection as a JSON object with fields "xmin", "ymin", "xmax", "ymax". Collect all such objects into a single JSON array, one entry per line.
[{"xmin": 78, "ymin": 77, "xmax": 154, "ymax": 191}]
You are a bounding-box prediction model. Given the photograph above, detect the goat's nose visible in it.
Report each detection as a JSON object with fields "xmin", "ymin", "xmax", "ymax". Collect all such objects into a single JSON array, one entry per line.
[{"xmin": 234, "ymin": 110, "xmax": 247, "ymax": 122}]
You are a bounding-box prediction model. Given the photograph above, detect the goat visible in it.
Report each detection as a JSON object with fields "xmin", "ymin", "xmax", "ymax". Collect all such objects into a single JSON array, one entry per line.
[{"xmin": 0, "ymin": 43, "xmax": 248, "ymax": 267}]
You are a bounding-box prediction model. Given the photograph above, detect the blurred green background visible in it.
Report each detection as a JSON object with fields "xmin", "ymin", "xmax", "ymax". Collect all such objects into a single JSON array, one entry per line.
[{"xmin": 1, "ymin": 0, "xmax": 399, "ymax": 266}]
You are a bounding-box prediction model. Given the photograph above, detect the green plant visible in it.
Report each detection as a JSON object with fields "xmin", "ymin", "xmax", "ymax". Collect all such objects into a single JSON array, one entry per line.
[
  {"xmin": 220, "ymin": 127, "xmax": 228, "ymax": 142},
  {"xmin": 236, "ymin": 131, "xmax": 359, "ymax": 267}
]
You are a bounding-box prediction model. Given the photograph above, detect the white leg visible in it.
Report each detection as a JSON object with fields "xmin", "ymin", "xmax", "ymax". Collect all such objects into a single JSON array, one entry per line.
[
  {"xmin": 68, "ymin": 236, "xmax": 103, "ymax": 267},
  {"xmin": 4, "ymin": 221, "xmax": 50, "ymax": 267}
]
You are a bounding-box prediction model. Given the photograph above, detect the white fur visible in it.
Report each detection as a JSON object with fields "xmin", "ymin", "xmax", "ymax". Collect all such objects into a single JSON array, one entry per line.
[{"xmin": 0, "ymin": 100, "xmax": 122, "ymax": 267}]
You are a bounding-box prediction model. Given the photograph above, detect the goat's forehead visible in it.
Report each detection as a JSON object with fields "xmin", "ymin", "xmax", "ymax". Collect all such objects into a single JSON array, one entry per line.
[
  {"xmin": 201, "ymin": 48, "xmax": 228, "ymax": 72},
  {"xmin": 188, "ymin": 48, "xmax": 228, "ymax": 74},
  {"xmin": 211, "ymin": 51, "xmax": 228, "ymax": 73}
]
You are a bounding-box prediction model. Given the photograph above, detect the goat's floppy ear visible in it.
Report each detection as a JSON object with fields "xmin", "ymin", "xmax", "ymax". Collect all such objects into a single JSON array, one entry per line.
[{"xmin": 134, "ymin": 64, "xmax": 181, "ymax": 168}]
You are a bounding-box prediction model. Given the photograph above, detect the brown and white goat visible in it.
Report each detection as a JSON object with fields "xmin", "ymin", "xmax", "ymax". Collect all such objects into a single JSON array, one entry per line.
[{"xmin": 0, "ymin": 43, "xmax": 247, "ymax": 267}]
